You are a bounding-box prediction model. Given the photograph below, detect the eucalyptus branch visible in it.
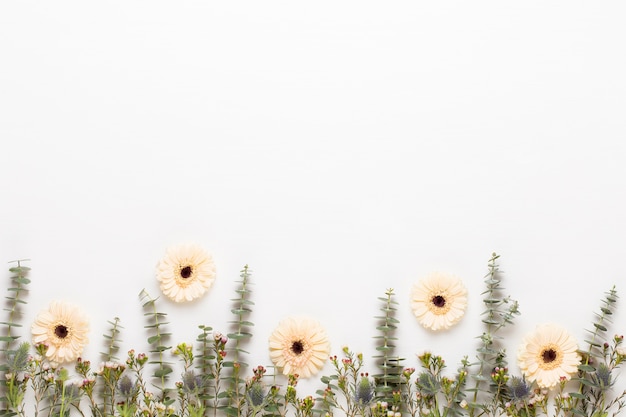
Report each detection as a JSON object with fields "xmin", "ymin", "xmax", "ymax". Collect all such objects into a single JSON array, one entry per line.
[
  {"xmin": 1, "ymin": 260, "xmax": 31, "ymax": 417},
  {"xmin": 101, "ymin": 317, "xmax": 123, "ymax": 363},
  {"xmin": 373, "ymin": 288, "xmax": 404, "ymax": 405},
  {"xmin": 469, "ymin": 253, "xmax": 520, "ymax": 417},
  {"xmin": 1, "ymin": 260, "xmax": 30, "ymax": 351},
  {"xmin": 224, "ymin": 265, "xmax": 255, "ymax": 416},
  {"xmin": 139, "ymin": 289, "xmax": 173, "ymax": 403}
]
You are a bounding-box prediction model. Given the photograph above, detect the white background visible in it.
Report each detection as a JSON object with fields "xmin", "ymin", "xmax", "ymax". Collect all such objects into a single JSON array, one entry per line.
[{"xmin": 1, "ymin": 1, "xmax": 626, "ymax": 396}]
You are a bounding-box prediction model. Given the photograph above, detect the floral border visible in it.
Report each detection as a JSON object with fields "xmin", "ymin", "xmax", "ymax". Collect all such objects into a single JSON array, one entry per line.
[{"xmin": 1, "ymin": 253, "xmax": 625, "ymax": 417}]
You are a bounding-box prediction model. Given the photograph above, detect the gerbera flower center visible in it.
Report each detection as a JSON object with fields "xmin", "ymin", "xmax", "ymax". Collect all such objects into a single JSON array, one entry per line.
[
  {"xmin": 432, "ymin": 295, "xmax": 446, "ymax": 308},
  {"xmin": 291, "ymin": 340, "xmax": 305, "ymax": 355},
  {"xmin": 537, "ymin": 344, "xmax": 563, "ymax": 370},
  {"xmin": 180, "ymin": 266, "xmax": 193, "ymax": 279},
  {"xmin": 543, "ymin": 349, "xmax": 557, "ymax": 363},
  {"xmin": 54, "ymin": 324, "xmax": 69, "ymax": 339},
  {"xmin": 428, "ymin": 293, "xmax": 452, "ymax": 315}
]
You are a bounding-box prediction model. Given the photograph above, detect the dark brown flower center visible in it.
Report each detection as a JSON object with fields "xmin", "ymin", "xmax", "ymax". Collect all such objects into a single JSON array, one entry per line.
[
  {"xmin": 291, "ymin": 340, "xmax": 304, "ymax": 355},
  {"xmin": 180, "ymin": 266, "xmax": 193, "ymax": 279},
  {"xmin": 55, "ymin": 324, "xmax": 69, "ymax": 339},
  {"xmin": 432, "ymin": 295, "xmax": 446, "ymax": 308},
  {"xmin": 542, "ymin": 348, "xmax": 557, "ymax": 363}
]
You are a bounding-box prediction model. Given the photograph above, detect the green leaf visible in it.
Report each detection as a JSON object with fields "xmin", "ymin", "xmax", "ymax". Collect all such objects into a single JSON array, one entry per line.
[
  {"xmin": 0, "ymin": 336, "xmax": 18, "ymax": 342},
  {"xmin": 223, "ymin": 406, "xmax": 240, "ymax": 416},
  {"xmin": 227, "ymin": 333, "xmax": 252, "ymax": 340},
  {"xmin": 593, "ymin": 323, "xmax": 607, "ymax": 331},
  {"xmin": 230, "ymin": 308, "xmax": 252, "ymax": 314},
  {"xmin": 579, "ymin": 378, "xmax": 598, "ymax": 388},
  {"xmin": 376, "ymin": 346, "xmax": 394, "ymax": 351},
  {"xmin": 154, "ymin": 368, "xmax": 173, "ymax": 377},
  {"xmin": 154, "ymin": 345, "xmax": 171, "ymax": 352},
  {"xmin": 584, "ymin": 341, "xmax": 603, "ymax": 349}
]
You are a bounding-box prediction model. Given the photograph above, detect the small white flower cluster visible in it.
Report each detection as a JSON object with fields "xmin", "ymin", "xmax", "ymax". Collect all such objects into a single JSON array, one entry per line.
[
  {"xmin": 370, "ymin": 401, "xmax": 401, "ymax": 417},
  {"xmin": 139, "ymin": 391, "xmax": 176, "ymax": 417},
  {"xmin": 93, "ymin": 360, "xmax": 126, "ymax": 375},
  {"xmin": 528, "ymin": 390, "xmax": 548, "ymax": 406}
]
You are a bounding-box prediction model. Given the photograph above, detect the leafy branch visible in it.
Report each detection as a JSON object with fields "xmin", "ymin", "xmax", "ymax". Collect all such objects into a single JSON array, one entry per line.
[
  {"xmin": 1, "ymin": 260, "xmax": 31, "ymax": 417},
  {"xmin": 1, "ymin": 260, "xmax": 30, "ymax": 351},
  {"xmin": 373, "ymin": 288, "xmax": 404, "ymax": 404},
  {"xmin": 469, "ymin": 253, "xmax": 520, "ymax": 417},
  {"xmin": 224, "ymin": 265, "xmax": 254, "ymax": 416},
  {"xmin": 139, "ymin": 289, "xmax": 173, "ymax": 403},
  {"xmin": 569, "ymin": 286, "xmax": 623, "ymax": 417},
  {"xmin": 101, "ymin": 317, "xmax": 123, "ymax": 363}
]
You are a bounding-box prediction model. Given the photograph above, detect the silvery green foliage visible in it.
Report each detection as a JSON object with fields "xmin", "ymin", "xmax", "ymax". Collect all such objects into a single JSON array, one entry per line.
[
  {"xmin": 568, "ymin": 287, "xmax": 626, "ymax": 417},
  {"xmin": 1, "ymin": 261, "xmax": 30, "ymax": 348},
  {"xmin": 417, "ymin": 371, "xmax": 441, "ymax": 397},
  {"xmin": 223, "ymin": 265, "xmax": 255, "ymax": 417},
  {"xmin": 4, "ymin": 343, "xmax": 29, "ymax": 375},
  {"xmin": 139, "ymin": 289, "xmax": 173, "ymax": 398},
  {"xmin": 101, "ymin": 317, "xmax": 123, "ymax": 363},
  {"xmin": 1, "ymin": 261, "xmax": 30, "ymax": 417},
  {"xmin": 468, "ymin": 253, "xmax": 521, "ymax": 417},
  {"xmin": 373, "ymin": 288, "xmax": 404, "ymax": 403}
]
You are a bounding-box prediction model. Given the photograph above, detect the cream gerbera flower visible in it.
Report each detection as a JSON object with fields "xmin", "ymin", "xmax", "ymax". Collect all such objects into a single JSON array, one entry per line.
[
  {"xmin": 517, "ymin": 323, "xmax": 581, "ymax": 389},
  {"xmin": 31, "ymin": 301, "xmax": 89, "ymax": 365},
  {"xmin": 410, "ymin": 272, "xmax": 468, "ymax": 331},
  {"xmin": 157, "ymin": 243, "xmax": 216, "ymax": 303},
  {"xmin": 268, "ymin": 317, "xmax": 330, "ymax": 378}
]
